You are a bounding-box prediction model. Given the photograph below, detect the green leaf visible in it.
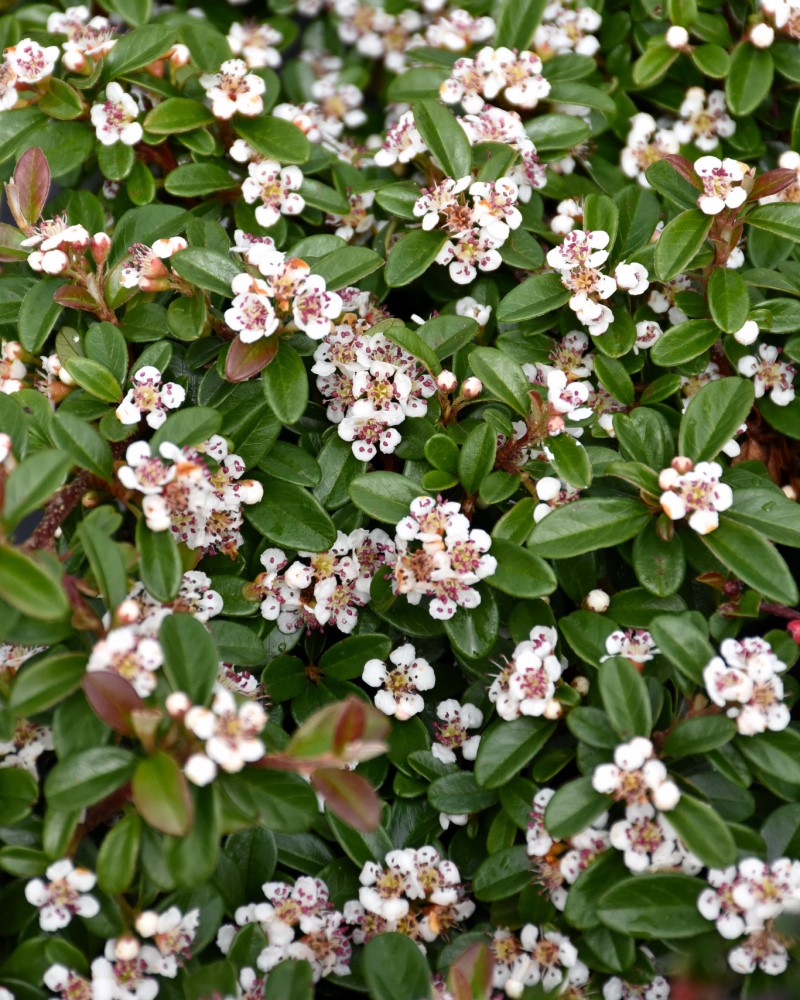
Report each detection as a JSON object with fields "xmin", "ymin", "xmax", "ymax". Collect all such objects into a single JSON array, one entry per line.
[
  {"xmin": 594, "ymin": 355, "xmax": 635, "ymax": 406},
  {"xmin": 458, "ymin": 423, "xmax": 496, "ymax": 493},
  {"xmin": 77, "ymin": 520, "xmax": 128, "ymax": 611},
  {"xmin": 525, "ymin": 114, "xmax": 590, "ymax": 151},
  {"xmin": 363, "ymin": 934, "xmax": 432, "ymax": 1000},
  {"xmin": 547, "ymin": 433, "xmax": 592, "ymax": 490},
  {"xmin": 160, "ymin": 614, "xmax": 219, "ymax": 705},
  {"xmin": 170, "ymin": 248, "xmax": 240, "ymax": 297},
  {"xmin": 51, "ymin": 412, "xmax": 114, "ymax": 481},
  {"xmin": 98, "ymin": 141, "xmax": 135, "ymax": 182},
  {"xmin": 0, "ymin": 546, "xmax": 70, "ymax": 621},
  {"xmin": 650, "ymin": 612, "xmax": 714, "ymax": 685},
  {"xmin": 163, "ymin": 784, "xmax": 218, "ymax": 886},
  {"xmin": 565, "ymin": 850, "xmax": 630, "ymax": 929},
  {"xmin": 383, "ymin": 322, "xmax": 442, "ymax": 375},
  {"xmin": 472, "ymin": 845, "xmax": 532, "ymax": 902},
  {"xmin": 496, "ymin": 272, "xmax": 570, "ymax": 323},
  {"xmin": 664, "ymin": 716, "xmax": 737, "ymax": 757},
  {"xmin": 645, "ymin": 160, "xmax": 701, "ymax": 212},
  {"xmin": 234, "ymin": 117, "xmax": 311, "ymax": 165},
  {"xmin": 132, "ymin": 752, "xmax": 194, "ymax": 837},
  {"xmin": 614, "ymin": 186, "xmax": 661, "ymax": 257},
  {"xmin": 164, "ymin": 163, "xmax": 237, "ymax": 198},
  {"xmin": 151, "ymin": 406, "xmax": 222, "ymax": 450},
  {"xmin": 468, "ymin": 347, "xmax": 531, "ymax": 417},
  {"xmin": 597, "ymin": 874, "xmax": 711, "ymax": 939},
  {"xmin": 529, "ymin": 498, "xmax": 650, "ymax": 558},
  {"xmin": 443, "ymin": 587, "xmax": 498, "ymax": 659},
  {"xmin": 103, "ymin": 23, "xmax": 175, "ymax": 79},
  {"xmin": 9, "ymin": 652, "xmax": 87, "ymax": 717},
  {"xmin": 584, "ymin": 194, "xmax": 619, "ymax": 252},
  {"xmin": 64, "ymin": 358, "xmax": 122, "ymax": 403},
  {"xmin": 348, "ymin": 472, "xmax": 424, "ymax": 523},
  {"xmin": 700, "ymin": 518, "xmax": 798, "ymax": 605},
  {"xmin": 692, "ymin": 43, "xmax": 730, "ymax": 78},
  {"xmin": 320, "ymin": 634, "xmax": 392, "ymax": 681},
  {"xmin": 598, "ymin": 656, "xmax": 652, "ymax": 739},
  {"xmin": 726, "ymin": 43, "xmax": 774, "ymax": 115},
  {"xmin": 18, "ymin": 276, "xmax": 63, "ymax": 353},
  {"xmin": 413, "ymin": 99, "xmax": 471, "ymax": 179},
  {"xmin": 247, "ymin": 478, "xmax": 337, "ymax": 550},
  {"xmin": 632, "ymin": 42, "xmax": 679, "ymax": 87},
  {"xmin": 226, "ymin": 769, "xmax": 320, "ymax": 833},
  {"xmin": 384, "ymin": 229, "xmax": 449, "ymax": 288},
  {"xmin": 97, "ymin": 813, "xmax": 141, "ymax": 894},
  {"xmin": 313, "ymin": 435, "xmax": 366, "ymax": 511},
  {"xmin": 45, "ymin": 747, "xmax": 137, "ymax": 811},
  {"xmin": 650, "ymin": 319, "xmax": 719, "ymax": 366},
  {"xmin": 310, "ymin": 247, "xmax": 383, "ymax": 290},
  {"xmin": 261, "ymin": 343, "xmax": 308, "ymax": 425},
  {"xmin": 678, "ymin": 376, "xmax": 755, "ymax": 462},
  {"xmin": 39, "ymin": 78, "xmax": 85, "ymax": 120},
  {"xmin": 298, "ymin": 178, "xmax": 349, "ymax": 215},
  {"xmin": 2, "ymin": 450, "xmax": 72, "ymax": 528},
  {"xmin": 544, "ymin": 776, "xmax": 609, "ymax": 839},
  {"xmin": 486, "ymin": 538, "xmax": 557, "ymax": 600},
  {"xmin": 143, "ymin": 98, "xmax": 215, "ymax": 134},
  {"xmin": 654, "ymin": 209, "xmax": 712, "ymax": 282},
  {"xmin": 495, "ymin": 0, "xmax": 545, "ymax": 48},
  {"xmin": 208, "ymin": 621, "xmax": 265, "ymax": 666},
  {"xmin": 135, "ymin": 518, "xmax": 182, "ymax": 603},
  {"xmin": 429, "ymin": 771, "xmax": 498, "ymax": 813},
  {"xmin": 0, "ymin": 769, "xmax": 38, "ymax": 826},
  {"xmin": 708, "ymin": 269, "xmax": 750, "ymax": 333},
  {"xmin": 746, "ymin": 203, "xmax": 800, "ymax": 242},
  {"xmin": 737, "ymin": 728, "xmax": 800, "ymax": 799},
  {"xmin": 474, "ymin": 717, "xmax": 555, "ymax": 789},
  {"xmin": 265, "ymin": 960, "xmax": 314, "ymax": 1000},
  {"xmin": 632, "ymin": 520, "xmax": 686, "ymax": 597},
  {"xmin": 726, "ymin": 488, "xmax": 800, "ymax": 547}
]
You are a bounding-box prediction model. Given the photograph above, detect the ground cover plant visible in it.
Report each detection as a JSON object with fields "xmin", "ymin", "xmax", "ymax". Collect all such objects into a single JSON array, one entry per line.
[{"xmin": 2, "ymin": 0, "xmax": 800, "ymax": 997}]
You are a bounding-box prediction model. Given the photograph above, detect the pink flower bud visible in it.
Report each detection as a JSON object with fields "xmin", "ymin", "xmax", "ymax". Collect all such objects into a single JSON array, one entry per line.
[
  {"xmin": 671, "ymin": 455, "xmax": 694, "ymax": 474},
  {"xmin": 461, "ymin": 377, "xmax": 482, "ymax": 399},
  {"xmin": 165, "ymin": 691, "xmax": 191, "ymax": 719},
  {"xmin": 584, "ymin": 589, "xmax": 610, "ymax": 613},
  {"xmin": 437, "ymin": 370, "xmax": 457, "ymax": 393},
  {"xmin": 167, "ymin": 44, "xmax": 190, "ymax": 67},
  {"xmin": 116, "ymin": 599, "xmax": 140, "ymax": 625},
  {"xmin": 91, "ymin": 232, "xmax": 111, "ymax": 265}
]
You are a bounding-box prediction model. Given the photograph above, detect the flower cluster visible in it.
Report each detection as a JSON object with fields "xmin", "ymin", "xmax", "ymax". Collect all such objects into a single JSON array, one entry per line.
[
  {"xmin": 393, "ymin": 495, "xmax": 496, "ymax": 620},
  {"xmin": 546, "ymin": 229, "xmax": 649, "ymax": 336},
  {"xmin": 488, "ymin": 624, "xmax": 565, "ymax": 720},
  {"xmin": 490, "ymin": 924, "xmax": 588, "ymax": 997},
  {"xmin": 312, "ymin": 323, "xmax": 436, "ymax": 459},
  {"xmin": 659, "ymin": 457, "xmax": 733, "ymax": 535},
  {"xmin": 345, "ymin": 847, "xmax": 475, "ymax": 946},
  {"xmin": 440, "ymin": 47, "xmax": 552, "ymax": 113},
  {"xmin": 698, "ymin": 858, "xmax": 800, "ymax": 975},
  {"xmin": 229, "ymin": 238, "xmax": 343, "ymax": 341},
  {"xmin": 251, "ymin": 529, "xmax": 395, "ymax": 634},
  {"xmin": 119, "ymin": 236, "xmax": 188, "ymax": 292},
  {"xmin": 217, "ymin": 877, "xmax": 351, "ymax": 983},
  {"xmin": 704, "ymin": 637, "xmax": 790, "ymax": 736},
  {"xmin": 117, "ymin": 436, "xmax": 263, "ymax": 556},
  {"xmin": 592, "ymin": 737, "xmax": 681, "ymax": 812},
  {"xmin": 0, "ymin": 718, "xmax": 53, "ymax": 775}
]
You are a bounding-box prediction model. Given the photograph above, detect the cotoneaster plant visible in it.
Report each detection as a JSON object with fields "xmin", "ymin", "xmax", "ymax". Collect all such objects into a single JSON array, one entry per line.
[{"xmin": 0, "ymin": 1, "xmax": 800, "ymax": 999}]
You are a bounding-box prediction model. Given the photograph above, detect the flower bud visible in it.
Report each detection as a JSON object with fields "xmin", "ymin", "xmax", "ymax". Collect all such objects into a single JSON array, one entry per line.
[
  {"xmin": 185, "ymin": 752, "xmax": 217, "ymax": 787},
  {"xmin": 584, "ymin": 588, "xmax": 610, "ymax": 613},
  {"xmin": 571, "ymin": 676, "xmax": 590, "ymax": 696},
  {"xmin": 750, "ymin": 22, "xmax": 775, "ymax": 48},
  {"xmin": 165, "ymin": 691, "xmax": 191, "ymax": 718},
  {"xmin": 436, "ymin": 370, "xmax": 457, "ymax": 393},
  {"xmin": 543, "ymin": 699, "xmax": 562, "ymax": 720},
  {"xmin": 788, "ymin": 620, "xmax": 800, "ymax": 645},
  {"xmin": 135, "ymin": 911, "xmax": 159, "ymax": 938},
  {"xmin": 41, "ymin": 249, "xmax": 69, "ymax": 275},
  {"xmin": 665, "ymin": 25, "xmax": 690, "ymax": 48},
  {"xmin": 116, "ymin": 599, "xmax": 141, "ymax": 625},
  {"xmin": 652, "ymin": 780, "xmax": 681, "ymax": 812},
  {"xmin": 782, "ymin": 484, "xmax": 797, "ymax": 501},
  {"xmin": 114, "ymin": 936, "xmax": 140, "ymax": 961},
  {"xmin": 167, "ymin": 43, "xmax": 191, "ymax": 67},
  {"xmin": 91, "ymin": 232, "xmax": 111, "ymax": 265},
  {"xmin": 671, "ymin": 455, "xmax": 694, "ymax": 475},
  {"xmin": 733, "ymin": 320, "xmax": 759, "ymax": 345},
  {"xmin": 461, "ymin": 377, "xmax": 482, "ymax": 399}
]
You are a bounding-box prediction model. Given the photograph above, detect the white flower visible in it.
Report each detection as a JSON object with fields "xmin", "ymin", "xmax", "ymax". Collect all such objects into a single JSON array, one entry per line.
[
  {"xmin": 614, "ymin": 260, "xmax": 650, "ymax": 295},
  {"xmin": 6, "ymin": 38, "xmax": 59, "ymax": 82},
  {"xmin": 666, "ymin": 24, "xmax": 690, "ymax": 47},
  {"xmin": 547, "ymin": 228, "xmax": 610, "ymax": 270},
  {"xmin": 227, "ymin": 21, "xmax": 283, "ymax": 68},
  {"xmin": 610, "ymin": 802, "xmax": 699, "ymax": 873},
  {"xmin": 90, "ymin": 82, "xmax": 143, "ymax": 146},
  {"xmin": 694, "ymin": 156, "xmax": 749, "ymax": 215},
  {"xmin": 431, "ymin": 699, "xmax": 483, "ymax": 763},
  {"xmin": 184, "ymin": 686, "xmax": 267, "ymax": 782},
  {"xmin": 25, "ymin": 860, "xmax": 99, "ymax": 931},
  {"xmin": 91, "ymin": 938, "xmax": 159, "ymax": 1000},
  {"xmin": 738, "ymin": 343, "xmax": 796, "ymax": 406},
  {"xmin": 362, "ymin": 643, "xmax": 435, "ymax": 720},
  {"xmin": 592, "ymin": 737, "xmax": 681, "ymax": 811},
  {"xmin": 241, "ymin": 160, "xmax": 305, "ymax": 228},
  {"xmin": 659, "ymin": 458, "xmax": 733, "ymax": 534},
  {"xmin": 703, "ymin": 637, "xmax": 789, "ymax": 736},
  {"xmin": 601, "ymin": 628, "xmax": 659, "ymax": 666},
  {"xmin": 87, "ymin": 626, "xmax": 163, "ymax": 698},
  {"xmin": 674, "ymin": 88, "xmax": 735, "ymax": 151},
  {"xmin": 455, "ymin": 295, "xmax": 491, "ymax": 326},
  {"xmin": 200, "ymin": 59, "xmax": 265, "ymax": 119},
  {"xmin": 733, "ymin": 320, "xmax": 759, "ymax": 345},
  {"xmin": 116, "ymin": 366, "xmax": 185, "ymax": 429},
  {"xmin": 225, "ymin": 273, "xmax": 280, "ymax": 344}
]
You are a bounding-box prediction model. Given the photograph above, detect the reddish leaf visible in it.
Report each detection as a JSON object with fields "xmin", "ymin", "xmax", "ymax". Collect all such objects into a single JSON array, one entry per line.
[
  {"xmin": 665, "ymin": 154, "xmax": 703, "ymax": 190},
  {"xmin": 131, "ymin": 751, "xmax": 194, "ymax": 836},
  {"xmin": 9, "ymin": 147, "xmax": 51, "ymax": 228},
  {"xmin": 749, "ymin": 168, "xmax": 798, "ymax": 202},
  {"xmin": 286, "ymin": 696, "xmax": 390, "ymax": 761},
  {"xmin": 333, "ymin": 698, "xmax": 367, "ymax": 756},
  {"xmin": 0, "ymin": 223, "xmax": 28, "ymax": 262},
  {"xmin": 82, "ymin": 671, "xmax": 145, "ymax": 736},
  {"xmin": 54, "ymin": 285, "xmax": 100, "ymax": 313},
  {"xmin": 311, "ymin": 767, "xmax": 382, "ymax": 832},
  {"xmin": 224, "ymin": 335, "xmax": 279, "ymax": 382},
  {"xmin": 447, "ymin": 943, "xmax": 494, "ymax": 1000}
]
